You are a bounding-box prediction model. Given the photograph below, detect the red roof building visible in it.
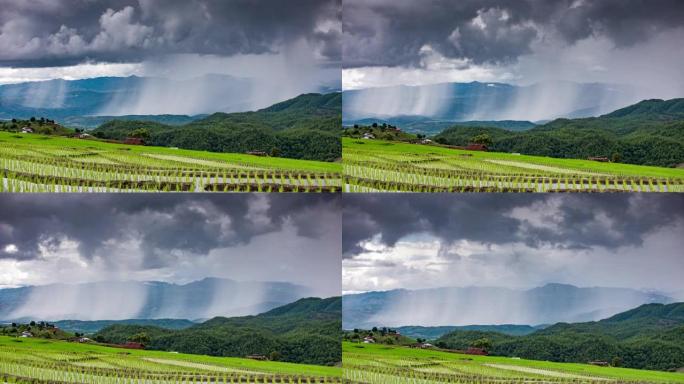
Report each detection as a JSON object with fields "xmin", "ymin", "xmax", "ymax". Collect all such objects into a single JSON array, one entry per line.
[{"xmin": 465, "ymin": 144, "xmax": 488, "ymax": 151}]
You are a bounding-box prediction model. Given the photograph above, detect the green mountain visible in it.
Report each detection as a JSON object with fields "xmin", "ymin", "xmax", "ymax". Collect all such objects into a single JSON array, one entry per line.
[
  {"xmin": 433, "ymin": 98, "xmax": 684, "ymax": 167},
  {"xmin": 54, "ymin": 319, "xmax": 196, "ymax": 334},
  {"xmin": 91, "ymin": 93, "xmax": 342, "ymax": 162},
  {"xmin": 94, "ymin": 297, "xmax": 342, "ymax": 366},
  {"xmin": 395, "ymin": 324, "xmax": 544, "ymax": 340},
  {"xmin": 436, "ymin": 303, "xmax": 684, "ymax": 372}
]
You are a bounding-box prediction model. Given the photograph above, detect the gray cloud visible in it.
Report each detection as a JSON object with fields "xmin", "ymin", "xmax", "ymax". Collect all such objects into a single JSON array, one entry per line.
[
  {"xmin": 343, "ymin": 0, "xmax": 684, "ymax": 68},
  {"xmin": 343, "ymin": 194, "xmax": 684, "ymax": 257},
  {"xmin": 0, "ymin": 0, "xmax": 341, "ymax": 67},
  {"xmin": 0, "ymin": 194, "xmax": 339, "ymax": 265}
]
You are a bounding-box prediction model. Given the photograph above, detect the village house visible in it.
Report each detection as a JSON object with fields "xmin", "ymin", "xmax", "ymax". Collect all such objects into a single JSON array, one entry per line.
[
  {"xmin": 20, "ymin": 331, "xmax": 33, "ymax": 338},
  {"xmin": 247, "ymin": 355, "xmax": 268, "ymax": 361},
  {"xmin": 362, "ymin": 336, "xmax": 375, "ymax": 344},
  {"xmin": 589, "ymin": 361, "xmax": 610, "ymax": 367},
  {"xmin": 21, "ymin": 127, "xmax": 33, "ymax": 133},
  {"xmin": 77, "ymin": 133, "xmax": 92, "ymax": 139},
  {"xmin": 465, "ymin": 347, "xmax": 488, "ymax": 356},
  {"xmin": 246, "ymin": 150, "xmax": 268, "ymax": 156},
  {"xmin": 123, "ymin": 137, "xmax": 144, "ymax": 145},
  {"xmin": 465, "ymin": 143, "xmax": 488, "ymax": 151},
  {"xmin": 362, "ymin": 133, "xmax": 375, "ymax": 139},
  {"xmin": 421, "ymin": 138, "xmax": 433, "ymax": 144},
  {"xmin": 587, "ymin": 156, "xmax": 610, "ymax": 162}
]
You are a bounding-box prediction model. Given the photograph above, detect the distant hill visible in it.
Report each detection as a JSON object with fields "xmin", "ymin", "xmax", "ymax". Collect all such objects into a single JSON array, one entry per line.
[
  {"xmin": 394, "ymin": 324, "xmax": 545, "ymax": 340},
  {"xmin": 343, "ymin": 81, "xmax": 638, "ymax": 121},
  {"xmin": 62, "ymin": 114, "xmax": 205, "ymax": 129},
  {"xmin": 54, "ymin": 319, "xmax": 196, "ymax": 334},
  {"xmin": 0, "ymin": 75, "xmax": 256, "ymax": 119},
  {"xmin": 436, "ymin": 303, "xmax": 684, "ymax": 372},
  {"xmin": 94, "ymin": 297, "xmax": 342, "ymax": 366},
  {"xmin": 91, "ymin": 92, "xmax": 342, "ymax": 162},
  {"xmin": 345, "ymin": 116, "xmax": 536, "ymax": 135},
  {"xmin": 434, "ymin": 98, "xmax": 684, "ymax": 167},
  {"xmin": 0, "ymin": 278, "xmax": 311, "ymax": 322},
  {"xmin": 342, "ymin": 283, "xmax": 673, "ymax": 329}
]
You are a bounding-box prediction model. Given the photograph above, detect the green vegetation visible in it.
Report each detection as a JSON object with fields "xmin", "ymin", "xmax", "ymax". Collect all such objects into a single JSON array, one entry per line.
[
  {"xmin": 343, "ymin": 342, "xmax": 684, "ymax": 384},
  {"xmin": 343, "ymin": 328, "xmax": 416, "ymax": 346},
  {"xmin": 343, "ymin": 138, "xmax": 684, "ymax": 192},
  {"xmin": 53, "ymin": 319, "xmax": 196, "ymax": 335},
  {"xmin": 0, "ymin": 321, "xmax": 71, "ymax": 340},
  {"xmin": 394, "ymin": 325, "xmax": 543, "ymax": 340},
  {"xmin": 0, "ymin": 131, "xmax": 341, "ymax": 192},
  {"xmin": 436, "ymin": 303, "xmax": 684, "ymax": 372},
  {"xmin": 0, "ymin": 117, "xmax": 72, "ymax": 135},
  {"xmin": 94, "ymin": 297, "xmax": 342, "ymax": 366},
  {"xmin": 434, "ymin": 99, "xmax": 684, "ymax": 168},
  {"xmin": 0, "ymin": 336, "xmax": 341, "ymax": 383},
  {"xmin": 92, "ymin": 93, "xmax": 342, "ymax": 162}
]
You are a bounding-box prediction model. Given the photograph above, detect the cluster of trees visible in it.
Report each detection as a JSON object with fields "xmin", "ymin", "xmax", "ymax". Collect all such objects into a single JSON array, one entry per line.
[
  {"xmin": 435, "ymin": 303, "xmax": 684, "ymax": 372},
  {"xmin": 94, "ymin": 297, "xmax": 342, "ymax": 366},
  {"xmin": 343, "ymin": 327, "xmax": 415, "ymax": 346},
  {"xmin": 433, "ymin": 99, "xmax": 684, "ymax": 167},
  {"xmin": 0, "ymin": 321, "xmax": 70, "ymax": 339},
  {"xmin": 0, "ymin": 117, "xmax": 71, "ymax": 135},
  {"xmin": 91, "ymin": 93, "xmax": 342, "ymax": 162},
  {"xmin": 342, "ymin": 123, "xmax": 417, "ymax": 142}
]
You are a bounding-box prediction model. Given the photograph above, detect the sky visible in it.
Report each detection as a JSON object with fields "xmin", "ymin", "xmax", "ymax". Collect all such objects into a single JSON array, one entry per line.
[
  {"xmin": 0, "ymin": 0, "xmax": 341, "ymax": 111},
  {"xmin": 342, "ymin": 0, "xmax": 684, "ymax": 95},
  {"xmin": 343, "ymin": 194, "xmax": 684, "ymax": 297},
  {"xmin": 0, "ymin": 194, "xmax": 341, "ymax": 298}
]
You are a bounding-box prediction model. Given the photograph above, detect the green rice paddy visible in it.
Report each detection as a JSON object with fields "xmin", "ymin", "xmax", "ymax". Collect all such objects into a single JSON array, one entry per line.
[{"xmin": 343, "ymin": 138, "xmax": 684, "ymax": 192}]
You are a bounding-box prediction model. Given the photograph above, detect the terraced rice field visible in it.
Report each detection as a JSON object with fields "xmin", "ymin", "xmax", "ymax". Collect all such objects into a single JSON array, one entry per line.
[
  {"xmin": 343, "ymin": 138, "xmax": 684, "ymax": 192},
  {"xmin": 0, "ymin": 132, "xmax": 341, "ymax": 193},
  {"xmin": 343, "ymin": 342, "xmax": 684, "ymax": 384},
  {"xmin": 0, "ymin": 336, "xmax": 341, "ymax": 383}
]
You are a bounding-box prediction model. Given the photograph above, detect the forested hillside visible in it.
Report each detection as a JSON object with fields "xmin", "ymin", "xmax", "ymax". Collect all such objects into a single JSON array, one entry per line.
[
  {"xmin": 94, "ymin": 297, "xmax": 342, "ymax": 366},
  {"xmin": 436, "ymin": 303, "xmax": 684, "ymax": 371},
  {"xmin": 434, "ymin": 98, "xmax": 684, "ymax": 167},
  {"xmin": 91, "ymin": 93, "xmax": 341, "ymax": 162}
]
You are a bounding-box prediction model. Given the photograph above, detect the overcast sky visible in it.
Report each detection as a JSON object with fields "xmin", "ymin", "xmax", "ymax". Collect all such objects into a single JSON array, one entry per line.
[
  {"xmin": 0, "ymin": 194, "xmax": 341, "ymax": 297},
  {"xmin": 343, "ymin": 194, "xmax": 684, "ymax": 296},
  {"xmin": 342, "ymin": 0, "xmax": 684, "ymax": 95},
  {"xmin": 0, "ymin": 0, "xmax": 341, "ymax": 94}
]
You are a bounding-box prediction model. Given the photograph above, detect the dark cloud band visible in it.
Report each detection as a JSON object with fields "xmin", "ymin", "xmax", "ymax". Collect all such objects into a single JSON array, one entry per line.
[
  {"xmin": 0, "ymin": 0, "xmax": 341, "ymax": 67},
  {"xmin": 0, "ymin": 194, "xmax": 339, "ymax": 266},
  {"xmin": 342, "ymin": 194, "xmax": 684, "ymax": 257},
  {"xmin": 343, "ymin": 0, "xmax": 684, "ymax": 68}
]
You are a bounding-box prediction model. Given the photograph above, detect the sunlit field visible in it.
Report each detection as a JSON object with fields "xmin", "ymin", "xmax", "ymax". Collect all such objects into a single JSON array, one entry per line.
[
  {"xmin": 343, "ymin": 342, "xmax": 684, "ymax": 384},
  {"xmin": 0, "ymin": 336, "xmax": 341, "ymax": 383},
  {"xmin": 0, "ymin": 132, "xmax": 341, "ymax": 193},
  {"xmin": 343, "ymin": 138, "xmax": 684, "ymax": 192}
]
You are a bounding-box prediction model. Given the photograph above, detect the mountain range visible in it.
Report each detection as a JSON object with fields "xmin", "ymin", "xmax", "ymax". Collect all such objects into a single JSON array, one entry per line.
[
  {"xmin": 342, "ymin": 283, "xmax": 674, "ymax": 329},
  {"xmin": 0, "ymin": 278, "xmax": 312, "ymax": 322},
  {"xmin": 433, "ymin": 98, "xmax": 684, "ymax": 167},
  {"xmin": 435, "ymin": 302, "xmax": 684, "ymax": 371},
  {"xmin": 94, "ymin": 296, "xmax": 342, "ymax": 366},
  {"xmin": 343, "ymin": 81, "xmax": 640, "ymax": 122}
]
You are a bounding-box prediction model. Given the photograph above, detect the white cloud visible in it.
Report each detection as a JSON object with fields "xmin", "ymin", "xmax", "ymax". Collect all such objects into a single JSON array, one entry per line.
[{"xmin": 3, "ymin": 244, "xmax": 18, "ymax": 254}]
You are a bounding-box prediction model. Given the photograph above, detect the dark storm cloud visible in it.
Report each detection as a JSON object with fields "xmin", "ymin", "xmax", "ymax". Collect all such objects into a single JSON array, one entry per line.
[
  {"xmin": 0, "ymin": 194, "xmax": 339, "ymax": 265},
  {"xmin": 342, "ymin": 194, "xmax": 684, "ymax": 257},
  {"xmin": 0, "ymin": 0, "xmax": 341, "ymax": 67},
  {"xmin": 343, "ymin": 0, "xmax": 684, "ymax": 68}
]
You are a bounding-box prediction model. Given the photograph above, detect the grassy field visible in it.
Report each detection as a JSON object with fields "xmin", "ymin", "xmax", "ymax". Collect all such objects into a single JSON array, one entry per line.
[
  {"xmin": 0, "ymin": 336, "xmax": 341, "ymax": 383},
  {"xmin": 343, "ymin": 138, "xmax": 684, "ymax": 192},
  {"xmin": 343, "ymin": 342, "xmax": 684, "ymax": 384},
  {"xmin": 0, "ymin": 132, "xmax": 341, "ymax": 192}
]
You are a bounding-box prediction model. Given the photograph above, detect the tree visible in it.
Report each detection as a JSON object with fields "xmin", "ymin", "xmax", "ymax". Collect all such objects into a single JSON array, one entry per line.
[
  {"xmin": 436, "ymin": 137, "xmax": 448, "ymax": 145},
  {"xmin": 471, "ymin": 338, "xmax": 492, "ymax": 351},
  {"xmin": 611, "ymin": 152, "xmax": 622, "ymax": 163},
  {"xmin": 270, "ymin": 147, "xmax": 281, "ymax": 157},
  {"xmin": 269, "ymin": 351, "xmax": 282, "ymax": 361},
  {"xmin": 130, "ymin": 128, "xmax": 151, "ymax": 140},
  {"xmin": 129, "ymin": 332, "xmax": 151, "ymax": 344},
  {"xmin": 612, "ymin": 356, "xmax": 623, "ymax": 367},
  {"xmin": 471, "ymin": 133, "xmax": 493, "ymax": 146}
]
